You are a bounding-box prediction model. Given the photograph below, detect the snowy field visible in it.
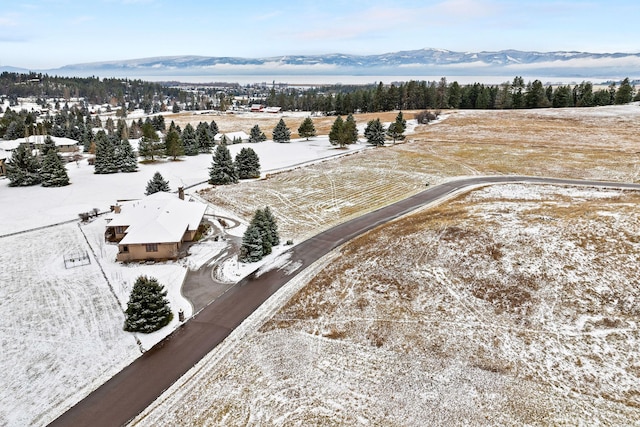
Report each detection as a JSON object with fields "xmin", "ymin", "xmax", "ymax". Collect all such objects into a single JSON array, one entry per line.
[
  {"xmin": 0, "ymin": 132, "xmax": 375, "ymax": 426},
  {"xmin": 0, "ymin": 136, "xmax": 369, "ymax": 235},
  {"xmin": 132, "ymin": 184, "xmax": 640, "ymax": 426}
]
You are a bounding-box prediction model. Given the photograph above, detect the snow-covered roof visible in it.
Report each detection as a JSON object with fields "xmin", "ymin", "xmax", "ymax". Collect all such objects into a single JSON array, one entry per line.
[
  {"xmin": 107, "ymin": 192, "xmax": 207, "ymax": 245},
  {"xmin": 214, "ymin": 131, "xmax": 249, "ymax": 141},
  {"xmin": 0, "ymin": 140, "xmax": 21, "ymax": 151},
  {"xmin": 263, "ymin": 107, "xmax": 282, "ymax": 113},
  {"xmin": 0, "ymin": 148, "xmax": 9, "ymax": 161},
  {"xmin": 1, "ymin": 135, "xmax": 80, "ymax": 148}
]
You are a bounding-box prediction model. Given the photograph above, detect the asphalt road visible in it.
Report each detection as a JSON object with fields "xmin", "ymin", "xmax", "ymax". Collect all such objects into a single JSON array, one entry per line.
[{"xmin": 48, "ymin": 176, "xmax": 640, "ymax": 427}]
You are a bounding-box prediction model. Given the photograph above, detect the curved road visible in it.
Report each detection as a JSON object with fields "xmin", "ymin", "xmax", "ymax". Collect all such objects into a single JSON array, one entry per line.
[{"xmin": 49, "ymin": 176, "xmax": 640, "ymax": 427}]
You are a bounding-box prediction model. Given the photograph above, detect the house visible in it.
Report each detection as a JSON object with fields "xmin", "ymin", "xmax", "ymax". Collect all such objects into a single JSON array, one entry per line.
[
  {"xmin": 1, "ymin": 135, "xmax": 81, "ymax": 155},
  {"xmin": 104, "ymin": 190, "xmax": 208, "ymax": 262},
  {"xmin": 263, "ymin": 106, "xmax": 282, "ymax": 114},
  {"xmin": 214, "ymin": 131, "xmax": 250, "ymax": 144},
  {"xmin": 250, "ymin": 104, "xmax": 264, "ymax": 112}
]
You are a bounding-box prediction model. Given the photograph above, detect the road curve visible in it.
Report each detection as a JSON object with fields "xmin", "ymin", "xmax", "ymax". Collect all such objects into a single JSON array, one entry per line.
[{"xmin": 48, "ymin": 176, "xmax": 640, "ymax": 427}]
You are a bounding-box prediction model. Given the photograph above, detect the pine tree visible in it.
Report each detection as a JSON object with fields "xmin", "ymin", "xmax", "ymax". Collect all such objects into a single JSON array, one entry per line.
[
  {"xmin": 164, "ymin": 128, "xmax": 184, "ymax": 160},
  {"xmin": 145, "ymin": 171, "xmax": 170, "ymax": 195},
  {"xmin": 240, "ymin": 224, "xmax": 264, "ymax": 262},
  {"xmin": 297, "ymin": 117, "xmax": 316, "ymax": 140},
  {"xmin": 181, "ymin": 123, "xmax": 198, "ymax": 155},
  {"xmin": 209, "ymin": 120, "xmax": 219, "ymax": 136},
  {"xmin": 123, "ymin": 276, "xmax": 173, "ymax": 333},
  {"xmin": 345, "ymin": 113, "xmax": 358, "ymax": 144},
  {"xmin": 138, "ymin": 121, "xmax": 163, "ymax": 161},
  {"xmin": 329, "ymin": 115, "xmax": 349, "ymax": 148},
  {"xmin": 117, "ymin": 139, "xmax": 138, "ymax": 172},
  {"xmin": 249, "ymin": 124, "xmax": 267, "ymax": 143},
  {"xmin": 364, "ymin": 118, "xmax": 386, "ymax": 146},
  {"xmin": 262, "ymin": 206, "xmax": 280, "ymax": 247},
  {"xmin": 240, "ymin": 207, "xmax": 280, "ymax": 262},
  {"xmin": 94, "ymin": 130, "xmax": 118, "ymax": 174},
  {"xmin": 272, "ymin": 118, "xmax": 291, "ymax": 143},
  {"xmin": 40, "ymin": 148, "xmax": 70, "ymax": 187},
  {"xmin": 40, "ymin": 135, "xmax": 57, "ymax": 156},
  {"xmin": 615, "ymin": 77, "xmax": 634, "ymax": 104},
  {"xmin": 5, "ymin": 144, "xmax": 41, "ymax": 186},
  {"xmin": 209, "ymin": 144, "xmax": 238, "ymax": 185},
  {"xmin": 386, "ymin": 111, "xmax": 407, "ymax": 144},
  {"xmin": 196, "ymin": 122, "xmax": 213, "ymax": 152},
  {"xmin": 235, "ymin": 147, "xmax": 261, "ymax": 179}
]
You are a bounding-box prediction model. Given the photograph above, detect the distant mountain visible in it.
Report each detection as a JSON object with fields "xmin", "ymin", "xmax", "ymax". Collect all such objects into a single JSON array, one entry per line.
[{"xmin": 4, "ymin": 48, "xmax": 640, "ymax": 79}]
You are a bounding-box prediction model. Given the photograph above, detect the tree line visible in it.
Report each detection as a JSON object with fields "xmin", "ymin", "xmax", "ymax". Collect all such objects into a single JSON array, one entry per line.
[{"xmin": 257, "ymin": 77, "xmax": 638, "ymax": 114}]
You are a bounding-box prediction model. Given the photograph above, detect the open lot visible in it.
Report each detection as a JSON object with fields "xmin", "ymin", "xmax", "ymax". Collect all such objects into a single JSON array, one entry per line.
[
  {"xmin": 132, "ymin": 104, "xmax": 640, "ymax": 425},
  {"xmin": 134, "ymin": 183, "xmax": 640, "ymax": 425}
]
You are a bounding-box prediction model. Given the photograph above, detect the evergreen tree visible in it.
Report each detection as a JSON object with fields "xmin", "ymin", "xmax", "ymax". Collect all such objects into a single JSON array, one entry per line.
[
  {"xmin": 145, "ymin": 171, "xmax": 170, "ymax": 195},
  {"xmin": 138, "ymin": 121, "xmax": 163, "ymax": 161},
  {"xmin": 345, "ymin": 113, "xmax": 358, "ymax": 144},
  {"xmin": 235, "ymin": 147, "xmax": 261, "ymax": 179},
  {"xmin": 164, "ymin": 128, "xmax": 184, "ymax": 160},
  {"xmin": 82, "ymin": 118, "xmax": 93, "ymax": 152},
  {"xmin": 329, "ymin": 116, "xmax": 349, "ymax": 148},
  {"xmin": 208, "ymin": 144, "xmax": 238, "ymax": 185},
  {"xmin": 272, "ymin": 118, "xmax": 291, "ymax": 143},
  {"xmin": 262, "ymin": 206, "xmax": 280, "ymax": 247},
  {"xmin": 117, "ymin": 139, "xmax": 138, "ymax": 172},
  {"xmin": 196, "ymin": 121, "xmax": 213, "ymax": 152},
  {"xmin": 40, "ymin": 135, "xmax": 57, "ymax": 156},
  {"xmin": 5, "ymin": 144, "xmax": 41, "ymax": 186},
  {"xmin": 615, "ymin": 77, "xmax": 634, "ymax": 104},
  {"xmin": 181, "ymin": 123, "xmax": 198, "ymax": 155},
  {"xmin": 94, "ymin": 130, "xmax": 118, "ymax": 174},
  {"xmin": 364, "ymin": 118, "xmax": 386, "ymax": 146},
  {"xmin": 240, "ymin": 224, "xmax": 264, "ymax": 262},
  {"xmin": 123, "ymin": 276, "xmax": 173, "ymax": 333},
  {"xmin": 297, "ymin": 117, "xmax": 316, "ymax": 140},
  {"xmin": 209, "ymin": 120, "xmax": 219, "ymax": 136},
  {"xmin": 386, "ymin": 111, "xmax": 406, "ymax": 144},
  {"xmin": 248, "ymin": 124, "xmax": 267, "ymax": 143},
  {"xmin": 40, "ymin": 149, "xmax": 70, "ymax": 187},
  {"xmin": 240, "ymin": 206, "xmax": 280, "ymax": 262}
]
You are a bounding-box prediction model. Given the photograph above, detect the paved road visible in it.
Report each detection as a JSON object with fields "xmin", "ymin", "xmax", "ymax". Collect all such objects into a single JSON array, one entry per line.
[{"xmin": 49, "ymin": 176, "xmax": 640, "ymax": 427}]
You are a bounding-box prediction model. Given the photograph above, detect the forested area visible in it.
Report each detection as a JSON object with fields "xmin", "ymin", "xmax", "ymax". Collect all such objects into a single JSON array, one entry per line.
[{"xmin": 261, "ymin": 77, "xmax": 638, "ymax": 114}]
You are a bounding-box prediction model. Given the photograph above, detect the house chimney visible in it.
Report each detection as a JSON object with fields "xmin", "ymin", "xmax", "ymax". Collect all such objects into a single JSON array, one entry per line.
[
  {"xmin": 178, "ymin": 187, "xmax": 185, "ymax": 200},
  {"xmin": 111, "ymin": 204, "xmax": 121, "ymax": 214}
]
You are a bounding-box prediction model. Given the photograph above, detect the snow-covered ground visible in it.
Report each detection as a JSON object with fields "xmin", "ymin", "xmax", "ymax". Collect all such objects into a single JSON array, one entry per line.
[
  {"xmin": 131, "ymin": 184, "xmax": 640, "ymax": 426},
  {"xmin": 0, "ymin": 133, "xmax": 375, "ymax": 426},
  {"xmin": 0, "ymin": 136, "xmax": 369, "ymax": 235}
]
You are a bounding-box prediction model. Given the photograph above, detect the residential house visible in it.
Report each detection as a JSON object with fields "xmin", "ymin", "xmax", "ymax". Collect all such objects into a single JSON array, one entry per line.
[
  {"xmin": 1, "ymin": 135, "xmax": 81, "ymax": 159},
  {"xmin": 105, "ymin": 190, "xmax": 207, "ymax": 262},
  {"xmin": 214, "ymin": 131, "xmax": 249, "ymax": 144}
]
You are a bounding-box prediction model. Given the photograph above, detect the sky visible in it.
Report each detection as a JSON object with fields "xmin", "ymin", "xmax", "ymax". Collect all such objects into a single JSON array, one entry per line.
[{"xmin": 1, "ymin": 0, "xmax": 639, "ymax": 69}]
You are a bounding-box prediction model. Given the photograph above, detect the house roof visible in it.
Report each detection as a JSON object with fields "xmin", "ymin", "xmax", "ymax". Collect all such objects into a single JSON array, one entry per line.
[
  {"xmin": 214, "ymin": 131, "xmax": 249, "ymax": 141},
  {"xmin": 1, "ymin": 135, "xmax": 80, "ymax": 148},
  {"xmin": 0, "ymin": 148, "xmax": 10, "ymax": 161},
  {"xmin": 108, "ymin": 192, "xmax": 207, "ymax": 245}
]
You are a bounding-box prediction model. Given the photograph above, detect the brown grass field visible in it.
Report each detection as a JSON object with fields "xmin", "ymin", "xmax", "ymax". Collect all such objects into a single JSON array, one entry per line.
[
  {"xmin": 197, "ymin": 106, "xmax": 640, "ymax": 241},
  {"xmin": 133, "ymin": 105, "xmax": 640, "ymax": 425}
]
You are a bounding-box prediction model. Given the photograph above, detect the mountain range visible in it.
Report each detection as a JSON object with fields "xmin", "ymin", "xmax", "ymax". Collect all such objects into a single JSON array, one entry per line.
[{"xmin": 4, "ymin": 48, "xmax": 640, "ymax": 79}]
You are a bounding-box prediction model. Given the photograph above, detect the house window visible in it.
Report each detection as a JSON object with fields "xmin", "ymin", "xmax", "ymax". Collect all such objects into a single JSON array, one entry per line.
[
  {"xmin": 145, "ymin": 243, "xmax": 158, "ymax": 252},
  {"xmin": 122, "ymin": 245, "xmax": 128, "ymax": 253},
  {"xmin": 115, "ymin": 226, "xmax": 127, "ymax": 234}
]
